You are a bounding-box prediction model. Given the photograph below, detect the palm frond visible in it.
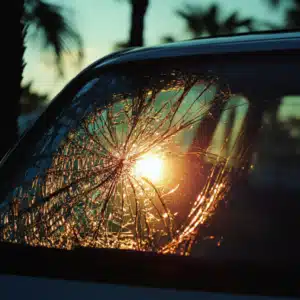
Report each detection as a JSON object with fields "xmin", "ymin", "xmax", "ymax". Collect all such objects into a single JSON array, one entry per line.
[
  {"xmin": 177, "ymin": 3, "xmax": 255, "ymax": 37},
  {"xmin": 114, "ymin": 41, "xmax": 130, "ymax": 50},
  {"xmin": 161, "ymin": 36, "xmax": 176, "ymax": 44},
  {"xmin": 176, "ymin": 6, "xmax": 205, "ymax": 37},
  {"xmin": 24, "ymin": 0, "xmax": 83, "ymax": 77}
]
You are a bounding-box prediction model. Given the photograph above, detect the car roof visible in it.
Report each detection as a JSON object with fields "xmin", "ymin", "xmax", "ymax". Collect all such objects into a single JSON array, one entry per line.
[{"xmin": 93, "ymin": 30, "xmax": 300, "ymax": 69}]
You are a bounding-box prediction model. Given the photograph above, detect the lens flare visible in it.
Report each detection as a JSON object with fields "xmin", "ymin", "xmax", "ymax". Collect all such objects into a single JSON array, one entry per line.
[{"xmin": 134, "ymin": 154, "xmax": 163, "ymax": 182}]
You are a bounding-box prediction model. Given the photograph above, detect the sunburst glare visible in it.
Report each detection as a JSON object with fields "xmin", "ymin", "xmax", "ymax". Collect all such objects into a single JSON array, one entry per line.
[{"xmin": 134, "ymin": 154, "xmax": 164, "ymax": 183}]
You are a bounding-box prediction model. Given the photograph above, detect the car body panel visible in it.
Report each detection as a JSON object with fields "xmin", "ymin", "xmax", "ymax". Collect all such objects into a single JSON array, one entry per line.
[
  {"xmin": 0, "ymin": 31, "xmax": 300, "ymax": 299},
  {"xmin": 94, "ymin": 31, "xmax": 300, "ymax": 69}
]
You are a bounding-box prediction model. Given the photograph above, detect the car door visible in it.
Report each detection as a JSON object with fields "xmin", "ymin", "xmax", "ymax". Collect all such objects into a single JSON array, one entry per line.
[{"xmin": 0, "ymin": 48, "xmax": 299, "ymax": 297}]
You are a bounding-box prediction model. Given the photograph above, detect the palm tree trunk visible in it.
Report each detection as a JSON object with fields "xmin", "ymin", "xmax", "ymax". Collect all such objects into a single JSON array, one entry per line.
[
  {"xmin": 129, "ymin": 0, "xmax": 149, "ymax": 47},
  {"xmin": 0, "ymin": 0, "xmax": 25, "ymax": 159}
]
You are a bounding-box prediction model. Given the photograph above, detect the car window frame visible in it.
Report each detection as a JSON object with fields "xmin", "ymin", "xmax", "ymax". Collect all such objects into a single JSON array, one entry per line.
[
  {"xmin": 0, "ymin": 49, "xmax": 299, "ymax": 298},
  {"xmin": 0, "ymin": 241, "xmax": 299, "ymax": 297}
]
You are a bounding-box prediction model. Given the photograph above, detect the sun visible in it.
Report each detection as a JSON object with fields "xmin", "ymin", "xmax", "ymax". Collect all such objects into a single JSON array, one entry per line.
[{"xmin": 134, "ymin": 154, "xmax": 164, "ymax": 182}]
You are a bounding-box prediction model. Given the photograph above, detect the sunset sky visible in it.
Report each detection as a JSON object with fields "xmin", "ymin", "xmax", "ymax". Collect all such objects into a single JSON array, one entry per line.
[{"xmin": 23, "ymin": 0, "xmax": 287, "ymax": 99}]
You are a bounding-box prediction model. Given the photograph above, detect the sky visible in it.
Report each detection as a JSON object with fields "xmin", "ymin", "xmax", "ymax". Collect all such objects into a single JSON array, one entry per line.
[{"xmin": 23, "ymin": 0, "xmax": 287, "ymax": 99}]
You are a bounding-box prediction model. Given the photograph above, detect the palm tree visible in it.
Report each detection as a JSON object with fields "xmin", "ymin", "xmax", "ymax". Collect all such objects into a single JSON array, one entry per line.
[
  {"xmin": 24, "ymin": 0, "xmax": 83, "ymax": 76},
  {"xmin": 0, "ymin": 0, "xmax": 83, "ymax": 160},
  {"xmin": 116, "ymin": 0, "xmax": 149, "ymax": 48},
  {"xmin": 21, "ymin": 82, "xmax": 48, "ymax": 114},
  {"xmin": 264, "ymin": 0, "xmax": 300, "ymax": 29},
  {"xmin": 177, "ymin": 3, "xmax": 255, "ymax": 153},
  {"xmin": 128, "ymin": 0, "xmax": 149, "ymax": 47},
  {"xmin": 177, "ymin": 4, "xmax": 254, "ymax": 38}
]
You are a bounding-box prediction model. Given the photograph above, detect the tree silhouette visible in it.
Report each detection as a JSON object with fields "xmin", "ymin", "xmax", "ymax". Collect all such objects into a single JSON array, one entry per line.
[
  {"xmin": 160, "ymin": 36, "xmax": 176, "ymax": 44},
  {"xmin": 128, "ymin": 0, "xmax": 149, "ymax": 46},
  {"xmin": 264, "ymin": 0, "xmax": 300, "ymax": 29},
  {"xmin": 21, "ymin": 82, "xmax": 48, "ymax": 114},
  {"xmin": 160, "ymin": 35, "xmax": 176, "ymax": 44},
  {"xmin": 265, "ymin": 0, "xmax": 282, "ymax": 7},
  {"xmin": 286, "ymin": 0, "xmax": 300, "ymax": 28},
  {"xmin": 177, "ymin": 3, "xmax": 255, "ymax": 155},
  {"xmin": 24, "ymin": 0, "xmax": 83, "ymax": 76},
  {"xmin": 177, "ymin": 4, "xmax": 254, "ymax": 37},
  {"xmin": 116, "ymin": 0, "xmax": 149, "ymax": 48},
  {"xmin": 0, "ymin": 0, "xmax": 83, "ymax": 160}
]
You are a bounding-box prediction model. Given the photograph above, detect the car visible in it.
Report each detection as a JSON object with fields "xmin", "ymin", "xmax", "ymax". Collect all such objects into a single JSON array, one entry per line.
[{"xmin": 0, "ymin": 30, "xmax": 299, "ymax": 298}]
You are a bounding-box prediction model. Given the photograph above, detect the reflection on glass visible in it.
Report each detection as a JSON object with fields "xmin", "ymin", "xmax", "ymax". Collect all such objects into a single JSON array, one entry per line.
[
  {"xmin": 250, "ymin": 95, "xmax": 300, "ymax": 190},
  {"xmin": 0, "ymin": 71, "xmax": 248, "ymax": 255}
]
